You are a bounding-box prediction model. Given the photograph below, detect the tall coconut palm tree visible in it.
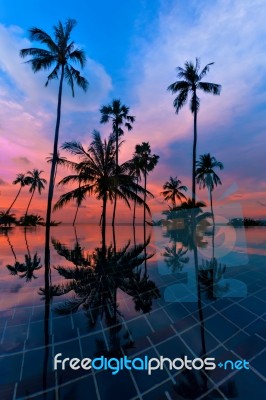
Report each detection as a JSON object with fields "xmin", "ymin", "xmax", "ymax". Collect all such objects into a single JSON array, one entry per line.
[
  {"xmin": 6, "ymin": 173, "xmax": 28, "ymax": 215},
  {"xmin": 134, "ymin": 142, "xmax": 159, "ymax": 226},
  {"xmin": 20, "ymin": 18, "xmax": 88, "ymax": 264},
  {"xmin": 100, "ymin": 99, "xmax": 135, "ymax": 226},
  {"xmin": 54, "ymin": 131, "xmax": 151, "ymax": 247},
  {"xmin": 25, "ymin": 169, "xmax": 47, "ymax": 216},
  {"xmin": 196, "ymin": 153, "xmax": 224, "ymax": 223},
  {"xmin": 168, "ymin": 59, "xmax": 221, "ymax": 206},
  {"xmin": 161, "ymin": 176, "xmax": 187, "ymax": 207}
]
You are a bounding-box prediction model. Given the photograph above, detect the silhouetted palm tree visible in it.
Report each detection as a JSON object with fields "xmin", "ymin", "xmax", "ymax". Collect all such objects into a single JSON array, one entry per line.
[
  {"xmin": 0, "ymin": 212, "xmax": 16, "ymax": 227},
  {"xmin": 168, "ymin": 58, "xmax": 221, "ymax": 206},
  {"xmin": 18, "ymin": 214, "xmax": 45, "ymax": 226},
  {"xmin": 24, "ymin": 169, "xmax": 47, "ymax": 216},
  {"xmin": 161, "ymin": 176, "xmax": 187, "ymax": 207},
  {"xmin": 134, "ymin": 142, "xmax": 159, "ymax": 226},
  {"xmin": 196, "ymin": 153, "xmax": 224, "ymax": 223},
  {"xmin": 20, "ymin": 18, "xmax": 88, "ymax": 263},
  {"xmin": 6, "ymin": 173, "xmax": 28, "ymax": 215},
  {"xmin": 54, "ymin": 131, "xmax": 151, "ymax": 246},
  {"xmin": 100, "ymin": 99, "xmax": 135, "ymax": 226}
]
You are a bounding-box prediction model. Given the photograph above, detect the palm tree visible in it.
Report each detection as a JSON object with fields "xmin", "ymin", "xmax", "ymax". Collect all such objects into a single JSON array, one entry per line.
[
  {"xmin": 161, "ymin": 176, "xmax": 187, "ymax": 207},
  {"xmin": 100, "ymin": 99, "xmax": 135, "ymax": 226},
  {"xmin": 168, "ymin": 58, "xmax": 221, "ymax": 206},
  {"xmin": 54, "ymin": 131, "xmax": 151, "ymax": 246},
  {"xmin": 134, "ymin": 142, "xmax": 159, "ymax": 226},
  {"xmin": 20, "ymin": 18, "xmax": 88, "ymax": 263},
  {"xmin": 6, "ymin": 173, "xmax": 28, "ymax": 215},
  {"xmin": 0, "ymin": 212, "xmax": 17, "ymax": 227},
  {"xmin": 196, "ymin": 153, "xmax": 224, "ymax": 223},
  {"xmin": 24, "ymin": 169, "xmax": 47, "ymax": 216}
]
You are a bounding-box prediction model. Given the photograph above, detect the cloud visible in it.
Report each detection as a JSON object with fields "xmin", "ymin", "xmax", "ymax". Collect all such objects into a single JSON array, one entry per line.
[
  {"xmin": 0, "ymin": 177, "xmax": 8, "ymax": 185},
  {"xmin": 11, "ymin": 156, "xmax": 31, "ymax": 165},
  {"xmin": 126, "ymin": 0, "xmax": 266, "ymax": 164},
  {"xmin": 0, "ymin": 22, "xmax": 113, "ymax": 197}
]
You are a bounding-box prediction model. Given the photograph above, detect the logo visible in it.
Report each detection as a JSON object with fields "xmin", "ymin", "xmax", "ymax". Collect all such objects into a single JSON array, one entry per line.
[{"xmin": 54, "ymin": 354, "xmax": 249, "ymax": 375}]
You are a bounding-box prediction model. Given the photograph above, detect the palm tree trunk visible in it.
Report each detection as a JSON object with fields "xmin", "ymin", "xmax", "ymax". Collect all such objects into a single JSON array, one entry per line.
[
  {"xmin": 133, "ymin": 177, "xmax": 138, "ymax": 226},
  {"xmin": 112, "ymin": 124, "xmax": 119, "ymax": 227},
  {"xmin": 102, "ymin": 193, "xmax": 107, "ymax": 252},
  {"xmin": 192, "ymin": 103, "xmax": 197, "ymax": 207},
  {"xmin": 112, "ymin": 196, "xmax": 117, "ymax": 227},
  {"xmin": 6, "ymin": 187, "xmax": 22, "ymax": 215},
  {"xmin": 194, "ymin": 244, "xmax": 207, "ymax": 356},
  {"xmin": 25, "ymin": 189, "xmax": 35, "ymax": 217},
  {"xmin": 24, "ymin": 227, "xmax": 30, "ymax": 257},
  {"xmin": 210, "ymin": 188, "xmax": 215, "ymax": 226},
  {"xmin": 73, "ymin": 204, "xmax": 79, "ymax": 226},
  {"xmin": 112, "ymin": 224, "xmax": 116, "ymax": 254},
  {"xmin": 45, "ymin": 65, "xmax": 65, "ymax": 268},
  {"xmin": 144, "ymin": 170, "xmax": 147, "ymax": 227},
  {"xmin": 6, "ymin": 233, "xmax": 17, "ymax": 262}
]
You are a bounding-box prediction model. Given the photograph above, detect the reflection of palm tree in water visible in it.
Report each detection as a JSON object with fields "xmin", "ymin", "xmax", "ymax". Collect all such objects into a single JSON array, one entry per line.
[
  {"xmin": 52, "ymin": 234, "xmax": 160, "ymax": 354},
  {"xmin": 169, "ymin": 226, "xmax": 235, "ymax": 398},
  {"xmin": 5, "ymin": 231, "xmax": 23, "ymax": 275},
  {"xmin": 162, "ymin": 244, "xmax": 189, "ymax": 273},
  {"xmin": 199, "ymin": 218, "xmax": 228, "ymax": 300},
  {"xmin": 164, "ymin": 204, "xmax": 208, "ymax": 356},
  {"xmin": 6, "ymin": 228, "xmax": 42, "ymax": 281}
]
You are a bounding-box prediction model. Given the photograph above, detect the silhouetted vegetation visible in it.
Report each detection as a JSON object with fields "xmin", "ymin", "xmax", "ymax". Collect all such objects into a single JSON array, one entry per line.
[{"xmin": 228, "ymin": 218, "xmax": 266, "ymax": 227}]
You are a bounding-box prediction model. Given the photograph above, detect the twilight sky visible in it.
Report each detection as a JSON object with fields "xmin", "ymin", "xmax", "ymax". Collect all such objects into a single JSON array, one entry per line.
[{"xmin": 0, "ymin": 0, "xmax": 266, "ymax": 223}]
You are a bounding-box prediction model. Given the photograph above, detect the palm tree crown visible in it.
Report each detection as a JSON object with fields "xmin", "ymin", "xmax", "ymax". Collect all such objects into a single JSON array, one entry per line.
[
  {"xmin": 25, "ymin": 169, "xmax": 47, "ymax": 194},
  {"xmin": 168, "ymin": 58, "xmax": 221, "ymax": 206},
  {"xmin": 20, "ymin": 19, "xmax": 88, "ymax": 95},
  {"xmin": 196, "ymin": 153, "xmax": 224, "ymax": 191},
  {"xmin": 168, "ymin": 58, "xmax": 221, "ymax": 114},
  {"xmin": 100, "ymin": 99, "xmax": 135, "ymax": 139},
  {"xmin": 161, "ymin": 177, "xmax": 187, "ymax": 207},
  {"xmin": 196, "ymin": 153, "xmax": 224, "ymax": 224},
  {"xmin": 24, "ymin": 169, "xmax": 47, "ymax": 216}
]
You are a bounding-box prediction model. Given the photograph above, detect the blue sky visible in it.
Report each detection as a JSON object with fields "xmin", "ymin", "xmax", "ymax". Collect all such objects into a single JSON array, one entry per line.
[{"xmin": 0, "ymin": 0, "xmax": 266, "ymax": 221}]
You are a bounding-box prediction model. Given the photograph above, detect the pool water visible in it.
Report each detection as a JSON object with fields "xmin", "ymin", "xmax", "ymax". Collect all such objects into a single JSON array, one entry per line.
[{"xmin": 0, "ymin": 225, "xmax": 265, "ymax": 400}]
